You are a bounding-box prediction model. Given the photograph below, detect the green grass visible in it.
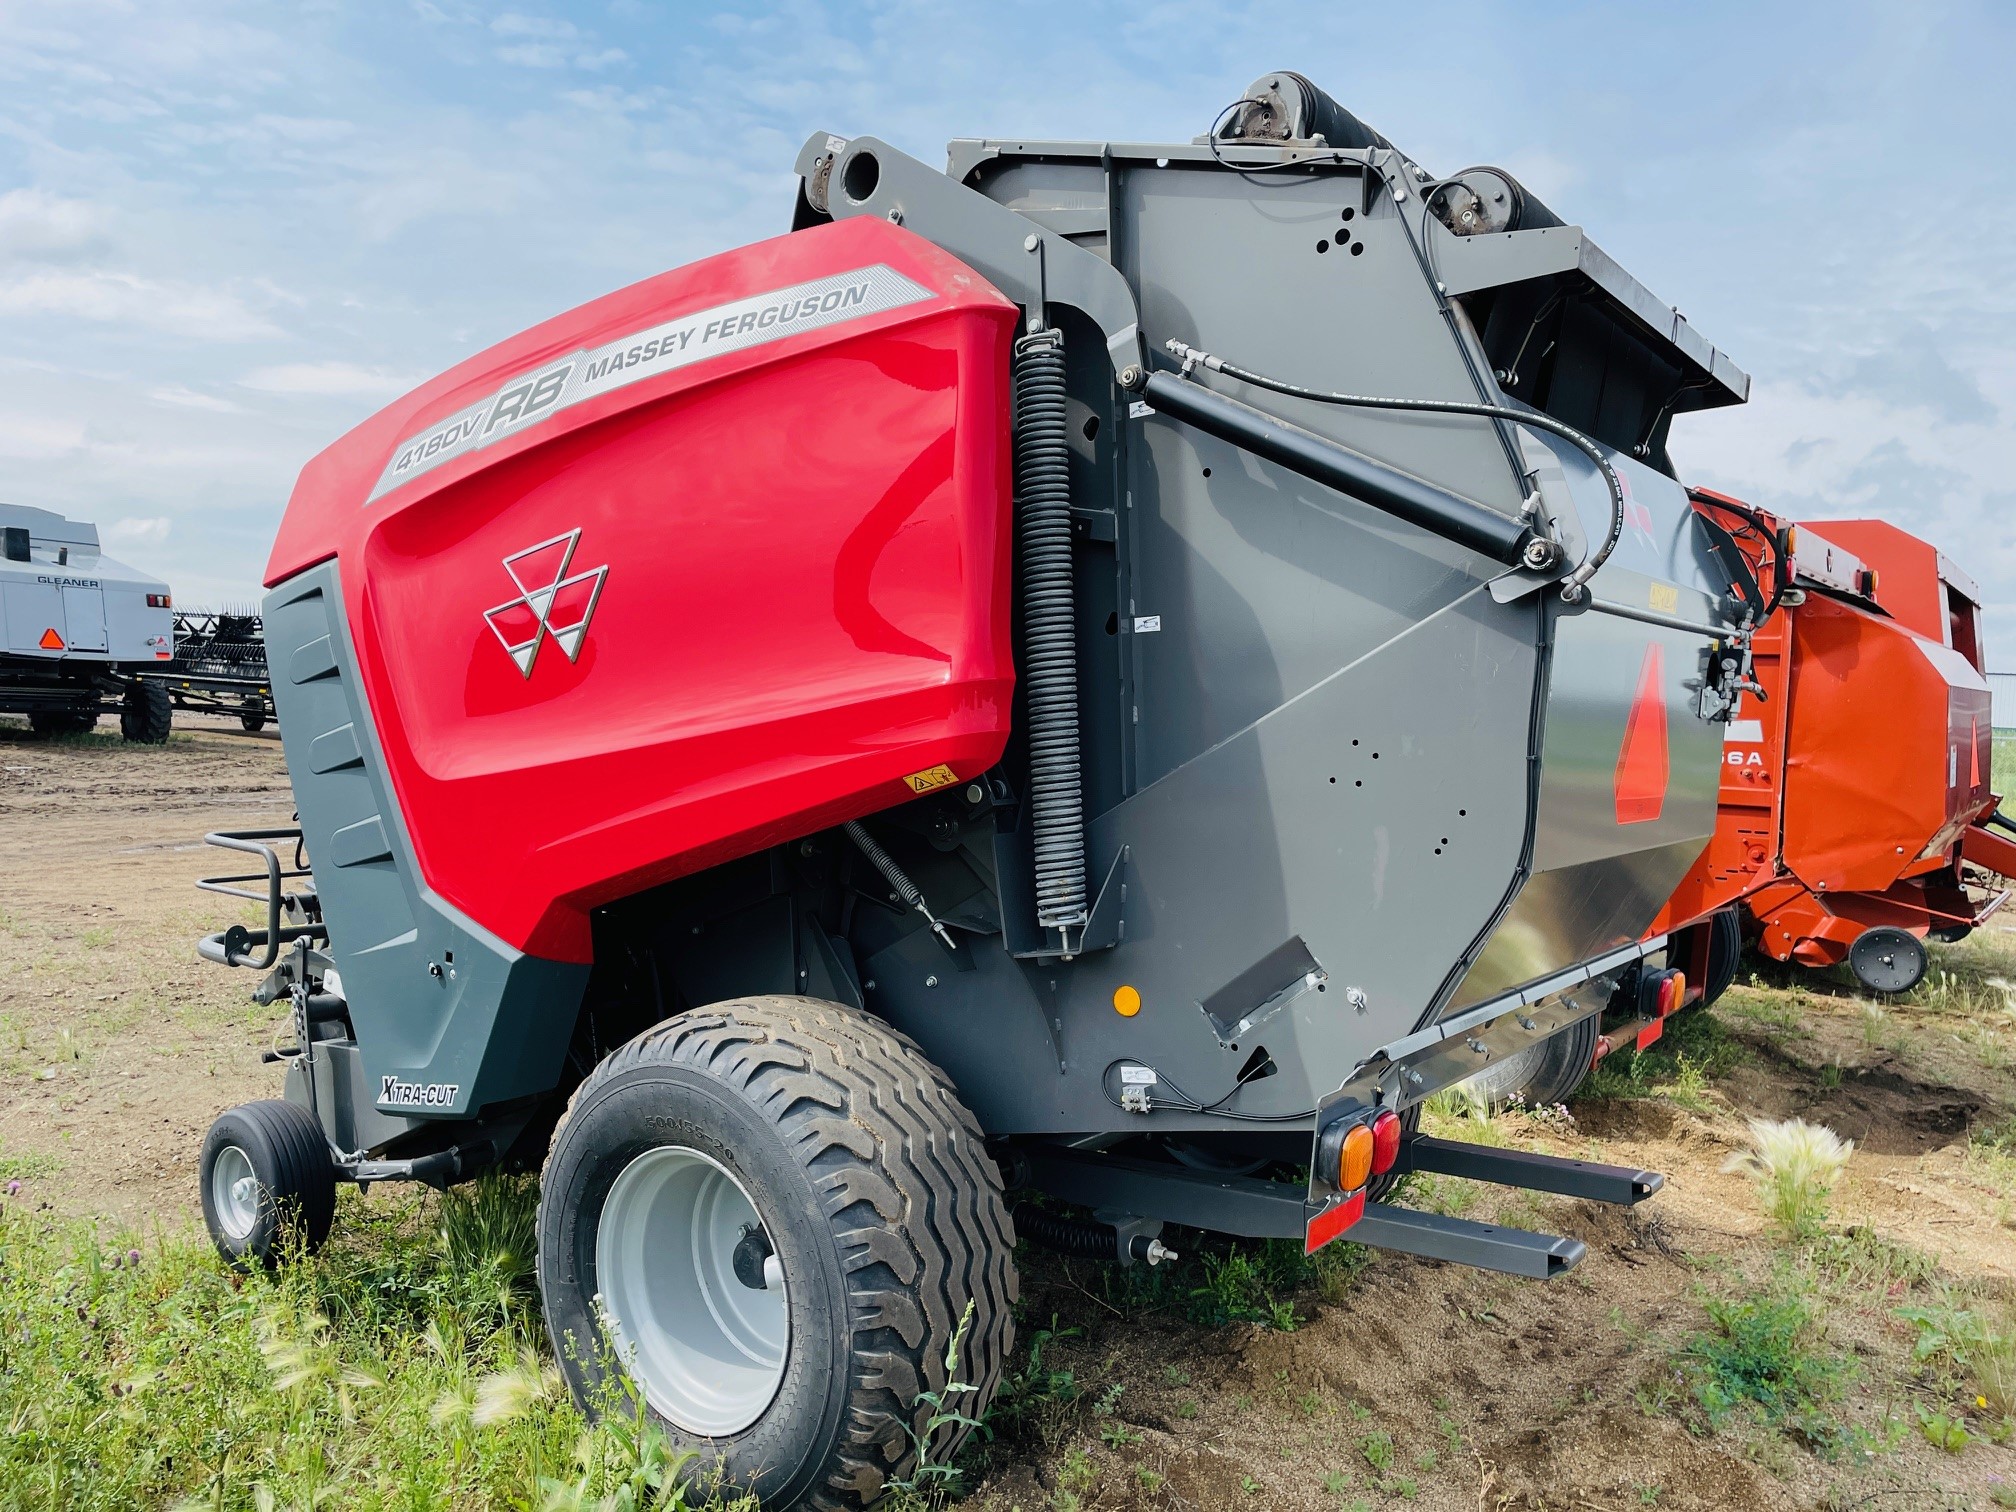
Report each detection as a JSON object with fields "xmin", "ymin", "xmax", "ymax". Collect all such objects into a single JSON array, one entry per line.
[
  {"xmin": 1059, "ymin": 1224, "xmax": 1370, "ymax": 1331},
  {"xmin": 1994, "ymin": 731, "xmax": 2016, "ymax": 800},
  {"xmin": 0, "ymin": 1178, "xmax": 754, "ymax": 1512},
  {"xmin": 1581, "ymin": 1002, "xmax": 1747, "ymax": 1107}
]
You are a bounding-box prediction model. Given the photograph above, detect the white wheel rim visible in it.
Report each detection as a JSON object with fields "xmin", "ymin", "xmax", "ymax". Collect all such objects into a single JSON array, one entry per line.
[
  {"xmin": 596, "ymin": 1145, "xmax": 789, "ymax": 1436},
  {"xmin": 211, "ymin": 1144, "xmax": 260, "ymax": 1240}
]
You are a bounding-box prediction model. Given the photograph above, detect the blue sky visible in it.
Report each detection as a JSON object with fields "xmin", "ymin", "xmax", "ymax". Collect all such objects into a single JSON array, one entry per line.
[{"xmin": 2, "ymin": 1, "xmax": 2011, "ymax": 640}]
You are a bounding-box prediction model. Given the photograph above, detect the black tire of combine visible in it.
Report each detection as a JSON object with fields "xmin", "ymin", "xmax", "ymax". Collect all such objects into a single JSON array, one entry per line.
[
  {"xmin": 120, "ymin": 679, "xmax": 172, "ymax": 743},
  {"xmin": 198, "ymin": 1099, "xmax": 338, "ymax": 1268},
  {"xmin": 537, "ymin": 996, "xmax": 1017, "ymax": 1512},
  {"xmin": 28, "ymin": 706, "xmax": 98, "ymax": 737}
]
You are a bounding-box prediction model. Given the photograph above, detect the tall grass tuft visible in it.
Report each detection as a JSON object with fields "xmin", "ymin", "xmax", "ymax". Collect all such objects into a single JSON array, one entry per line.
[{"xmin": 1722, "ymin": 1117, "xmax": 1854, "ymax": 1240}]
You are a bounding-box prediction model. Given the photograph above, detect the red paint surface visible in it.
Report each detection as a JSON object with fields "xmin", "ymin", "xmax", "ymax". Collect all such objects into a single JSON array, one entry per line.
[
  {"xmin": 1613, "ymin": 643, "xmax": 1670, "ymax": 824},
  {"xmin": 268, "ymin": 218, "xmax": 1020, "ymax": 960}
]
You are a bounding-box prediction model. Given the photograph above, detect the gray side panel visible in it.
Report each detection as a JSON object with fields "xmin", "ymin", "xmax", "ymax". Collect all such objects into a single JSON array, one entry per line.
[
  {"xmin": 862, "ymin": 585, "xmax": 1538, "ymax": 1132},
  {"xmin": 266, "ymin": 561, "xmax": 587, "ymax": 1123}
]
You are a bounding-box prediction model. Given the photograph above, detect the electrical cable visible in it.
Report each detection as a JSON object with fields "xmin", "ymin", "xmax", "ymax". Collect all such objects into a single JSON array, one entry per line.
[
  {"xmin": 1101, "ymin": 1059, "xmax": 1316, "ymax": 1124},
  {"xmin": 1205, "ymin": 98, "xmax": 1351, "ymax": 180}
]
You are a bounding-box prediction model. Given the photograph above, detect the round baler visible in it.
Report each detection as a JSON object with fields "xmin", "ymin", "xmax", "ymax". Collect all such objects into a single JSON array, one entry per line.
[{"xmin": 195, "ymin": 73, "xmax": 1767, "ymax": 1508}]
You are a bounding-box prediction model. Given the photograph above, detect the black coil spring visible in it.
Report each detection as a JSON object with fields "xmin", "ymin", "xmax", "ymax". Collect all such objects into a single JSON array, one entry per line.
[
  {"xmin": 1012, "ymin": 1202, "xmax": 1115, "ymax": 1259},
  {"xmin": 1011, "ymin": 331, "xmax": 1089, "ymax": 931}
]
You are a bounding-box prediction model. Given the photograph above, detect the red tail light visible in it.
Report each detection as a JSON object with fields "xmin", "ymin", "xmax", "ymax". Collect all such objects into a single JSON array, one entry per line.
[
  {"xmin": 146, "ymin": 593, "xmax": 172, "ymax": 608},
  {"xmin": 1369, "ymin": 1109, "xmax": 1402, "ymax": 1175},
  {"xmin": 1656, "ymin": 970, "xmax": 1685, "ymax": 1017}
]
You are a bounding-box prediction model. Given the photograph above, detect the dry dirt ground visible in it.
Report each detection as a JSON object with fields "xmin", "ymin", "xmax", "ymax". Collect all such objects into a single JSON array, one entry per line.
[{"xmin": 2, "ymin": 722, "xmax": 2014, "ymax": 1511}]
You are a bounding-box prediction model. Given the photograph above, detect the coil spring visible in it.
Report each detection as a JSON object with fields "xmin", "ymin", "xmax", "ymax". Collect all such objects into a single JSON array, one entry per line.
[
  {"xmin": 1012, "ymin": 1202, "xmax": 1115, "ymax": 1259},
  {"xmin": 1012, "ymin": 331, "xmax": 1089, "ymax": 931}
]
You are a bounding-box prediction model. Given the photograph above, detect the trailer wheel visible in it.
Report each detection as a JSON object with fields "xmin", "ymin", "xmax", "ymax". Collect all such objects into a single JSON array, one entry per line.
[
  {"xmin": 28, "ymin": 706, "xmax": 97, "ymax": 737},
  {"xmin": 1699, "ymin": 908, "xmax": 1743, "ymax": 1007},
  {"xmin": 1457, "ymin": 1012, "xmax": 1602, "ymax": 1110},
  {"xmin": 198, "ymin": 1100, "xmax": 337, "ymax": 1267},
  {"xmin": 1848, "ymin": 926, "xmax": 1927, "ymax": 996},
  {"xmin": 239, "ymin": 698, "xmax": 268, "ymax": 733},
  {"xmin": 537, "ymin": 996, "xmax": 1016, "ymax": 1511},
  {"xmin": 120, "ymin": 680, "xmax": 172, "ymax": 743}
]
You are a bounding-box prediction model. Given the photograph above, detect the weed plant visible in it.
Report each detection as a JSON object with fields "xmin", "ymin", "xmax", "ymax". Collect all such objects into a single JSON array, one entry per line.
[
  {"xmin": 1723, "ymin": 1117, "xmax": 1853, "ymax": 1241},
  {"xmin": 1664, "ymin": 1289, "xmax": 1855, "ymax": 1455}
]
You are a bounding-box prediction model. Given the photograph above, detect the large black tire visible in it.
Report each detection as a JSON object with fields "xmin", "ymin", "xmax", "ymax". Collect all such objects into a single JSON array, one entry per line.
[
  {"xmin": 120, "ymin": 679, "xmax": 172, "ymax": 743},
  {"xmin": 198, "ymin": 1100, "xmax": 337, "ymax": 1267},
  {"xmin": 28, "ymin": 706, "xmax": 97, "ymax": 737},
  {"xmin": 538, "ymin": 997, "xmax": 1016, "ymax": 1511},
  {"xmin": 1699, "ymin": 907, "xmax": 1743, "ymax": 1007}
]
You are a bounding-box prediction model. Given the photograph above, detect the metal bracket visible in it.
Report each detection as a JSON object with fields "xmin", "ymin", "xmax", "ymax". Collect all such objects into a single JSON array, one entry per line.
[
  {"xmin": 795, "ymin": 132, "xmax": 1145, "ymax": 380},
  {"xmin": 1019, "ymin": 1143, "xmax": 1589, "ymax": 1280},
  {"xmin": 1398, "ymin": 1135, "xmax": 1662, "ymax": 1205}
]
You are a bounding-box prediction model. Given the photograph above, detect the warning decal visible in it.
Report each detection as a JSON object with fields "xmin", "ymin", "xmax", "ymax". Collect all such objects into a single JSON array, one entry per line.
[{"xmin": 902, "ymin": 764, "xmax": 959, "ymax": 795}]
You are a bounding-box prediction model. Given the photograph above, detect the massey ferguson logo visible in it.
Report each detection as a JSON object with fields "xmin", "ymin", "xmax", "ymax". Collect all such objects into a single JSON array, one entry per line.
[{"xmin": 483, "ymin": 528, "xmax": 608, "ymax": 678}]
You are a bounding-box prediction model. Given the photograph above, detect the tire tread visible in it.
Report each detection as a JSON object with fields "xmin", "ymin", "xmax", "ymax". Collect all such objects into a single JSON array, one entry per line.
[{"xmin": 540, "ymin": 996, "xmax": 1015, "ymax": 1511}]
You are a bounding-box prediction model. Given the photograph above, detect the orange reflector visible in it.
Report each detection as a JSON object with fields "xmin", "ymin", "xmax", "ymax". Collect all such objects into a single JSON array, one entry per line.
[
  {"xmin": 1338, "ymin": 1122, "xmax": 1375, "ymax": 1192},
  {"xmin": 1635, "ymin": 1016, "xmax": 1665, "ymax": 1051},
  {"xmin": 1303, "ymin": 1187, "xmax": 1365, "ymax": 1254},
  {"xmin": 1112, "ymin": 984, "xmax": 1141, "ymax": 1017},
  {"xmin": 1613, "ymin": 643, "xmax": 1669, "ymax": 824},
  {"xmin": 1369, "ymin": 1109, "xmax": 1402, "ymax": 1175},
  {"xmin": 38, "ymin": 628, "xmax": 64, "ymax": 650}
]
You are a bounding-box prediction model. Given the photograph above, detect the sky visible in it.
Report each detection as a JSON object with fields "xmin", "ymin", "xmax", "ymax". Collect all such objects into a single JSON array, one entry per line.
[{"xmin": 1, "ymin": 0, "xmax": 2012, "ymax": 645}]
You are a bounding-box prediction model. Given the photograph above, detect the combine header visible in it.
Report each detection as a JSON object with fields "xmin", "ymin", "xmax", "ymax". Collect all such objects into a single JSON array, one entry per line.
[{"xmin": 195, "ymin": 72, "xmax": 1766, "ymax": 1507}]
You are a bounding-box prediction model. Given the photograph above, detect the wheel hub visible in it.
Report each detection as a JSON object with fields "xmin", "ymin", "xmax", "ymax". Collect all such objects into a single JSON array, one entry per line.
[
  {"xmin": 595, "ymin": 1145, "xmax": 789, "ymax": 1436},
  {"xmin": 210, "ymin": 1143, "xmax": 260, "ymax": 1241}
]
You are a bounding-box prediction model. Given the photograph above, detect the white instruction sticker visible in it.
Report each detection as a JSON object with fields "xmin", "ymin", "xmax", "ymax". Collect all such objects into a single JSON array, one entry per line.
[
  {"xmin": 1133, "ymin": 615, "xmax": 1161, "ymax": 633},
  {"xmin": 1119, "ymin": 1065, "xmax": 1158, "ymax": 1085}
]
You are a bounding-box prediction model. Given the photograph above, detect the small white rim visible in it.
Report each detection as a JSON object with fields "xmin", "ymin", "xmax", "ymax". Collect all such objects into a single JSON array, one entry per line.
[
  {"xmin": 595, "ymin": 1145, "xmax": 789, "ymax": 1436},
  {"xmin": 211, "ymin": 1143, "xmax": 261, "ymax": 1241}
]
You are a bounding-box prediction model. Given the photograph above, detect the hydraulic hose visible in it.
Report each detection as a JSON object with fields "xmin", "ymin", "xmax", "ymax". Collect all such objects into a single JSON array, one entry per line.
[
  {"xmin": 1164, "ymin": 340, "xmax": 1625, "ymax": 600},
  {"xmin": 1012, "ymin": 330, "xmax": 1090, "ymax": 933}
]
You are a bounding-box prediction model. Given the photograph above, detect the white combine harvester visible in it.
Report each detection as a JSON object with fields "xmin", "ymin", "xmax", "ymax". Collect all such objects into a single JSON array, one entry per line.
[{"xmin": 0, "ymin": 503, "xmax": 175, "ymax": 741}]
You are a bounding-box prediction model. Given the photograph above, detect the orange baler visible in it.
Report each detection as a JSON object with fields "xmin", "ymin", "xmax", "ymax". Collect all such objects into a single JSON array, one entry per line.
[{"xmin": 1655, "ymin": 497, "xmax": 2006, "ymax": 997}]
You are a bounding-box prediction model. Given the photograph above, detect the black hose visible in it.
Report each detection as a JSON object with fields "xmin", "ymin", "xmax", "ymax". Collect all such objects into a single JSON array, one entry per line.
[
  {"xmin": 1012, "ymin": 331, "xmax": 1089, "ymax": 933},
  {"xmin": 1013, "ymin": 1202, "xmax": 1116, "ymax": 1259}
]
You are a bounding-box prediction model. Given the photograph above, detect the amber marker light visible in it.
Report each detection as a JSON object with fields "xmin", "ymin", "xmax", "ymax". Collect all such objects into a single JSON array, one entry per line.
[{"xmin": 1338, "ymin": 1122, "xmax": 1375, "ymax": 1192}]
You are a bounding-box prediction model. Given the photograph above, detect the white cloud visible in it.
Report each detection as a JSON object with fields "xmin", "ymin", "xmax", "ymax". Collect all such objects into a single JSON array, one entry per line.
[
  {"xmin": 0, "ymin": 189, "xmax": 110, "ymax": 260},
  {"xmin": 0, "ymin": 270, "xmax": 280, "ymax": 340},
  {"xmin": 0, "ymin": 412, "xmax": 87, "ymax": 460},
  {"xmin": 491, "ymin": 14, "xmax": 580, "ymax": 39},
  {"xmin": 103, "ymin": 515, "xmax": 171, "ymax": 546},
  {"xmin": 148, "ymin": 385, "xmax": 243, "ymax": 413},
  {"xmin": 239, "ymin": 362, "xmax": 421, "ymax": 398},
  {"xmin": 490, "ymin": 11, "xmax": 624, "ymax": 69}
]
